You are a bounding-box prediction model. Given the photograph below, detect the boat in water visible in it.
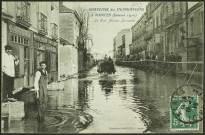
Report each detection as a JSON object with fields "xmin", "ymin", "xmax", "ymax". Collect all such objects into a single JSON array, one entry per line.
[{"xmin": 97, "ymin": 58, "xmax": 116, "ymax": 75}]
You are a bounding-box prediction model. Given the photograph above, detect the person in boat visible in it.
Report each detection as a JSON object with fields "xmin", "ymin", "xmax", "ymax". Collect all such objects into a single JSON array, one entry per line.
[
  {"xmin": 107, "ymin": 57, "xmax": 116, "ymax": 74},
  {"xmin": 97, "ymin": 61, "xmax": 103, "ymax": 74}
]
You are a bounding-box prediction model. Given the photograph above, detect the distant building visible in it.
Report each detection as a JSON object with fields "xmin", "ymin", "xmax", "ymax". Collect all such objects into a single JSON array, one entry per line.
[
  {"xmin": 2, "ymin": 2, "xmax": 59, "ymax": 90},
  {"xmin": 93, "ymin": 53, "xmax": 104, "ymax": 61},
  {"xmin": 113, "ymin": 29, "xmax": 132, "ymax": 61},
  {"xmin": 113, "ymin": 37, "xmax": 116, "ymax": 61}
]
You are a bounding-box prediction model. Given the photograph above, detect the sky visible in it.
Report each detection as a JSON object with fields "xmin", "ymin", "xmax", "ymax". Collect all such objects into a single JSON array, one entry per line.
[{"xmin": 64, "ymin": 2, "xmax": 148, "ymax": 55}]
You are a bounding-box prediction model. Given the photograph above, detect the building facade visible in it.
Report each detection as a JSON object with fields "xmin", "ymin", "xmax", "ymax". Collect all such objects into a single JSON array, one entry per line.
[
  {"xmin": 187, "ymin": 2, "xmax": 204, "ymax": 62},
  {"xmin": 2, "ymin": 2, "xmax": 59, "ymax": 90},
  {"xmin": 59, "ymin": 2, "xmax": 82, "ymax": 78},
  {"xmin": 113, "ymin": 29, "xmax": 131, "ymax": 61},
  {"xmin": 131, "ymin": 13, "xmax": 146, "ymax": 60}
]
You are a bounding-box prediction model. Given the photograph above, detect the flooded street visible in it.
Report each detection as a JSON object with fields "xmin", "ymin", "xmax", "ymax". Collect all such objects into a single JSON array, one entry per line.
[
  {"xmin": 77, "ymin": 65, "xmax": 185, "ymax": 133},
  {"xmin": 4, "ymin": 65, "xmax": 199, "ymax": 133}
]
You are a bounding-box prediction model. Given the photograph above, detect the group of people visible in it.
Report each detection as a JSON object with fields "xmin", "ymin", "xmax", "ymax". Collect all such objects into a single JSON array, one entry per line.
[
  {"xmin": 2, "ymin": 45, "xmax": 48, "ymax": 121},
  {"xmin": 97, "ymin": 56, "xmax": 116, "ymax": 74},
  {"xmin": 118, "ymin": 52, "xmax": 182, "ymax": 62}
]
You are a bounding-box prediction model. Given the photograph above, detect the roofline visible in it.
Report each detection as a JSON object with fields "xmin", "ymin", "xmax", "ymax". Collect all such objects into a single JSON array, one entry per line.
[
  {"xmin": 59, "ymin": 4, "xmax": 82, "ymax": 24},
  {"xmin": 131, "ymin": 13, "xmax": 146, "ymax": 29},
  {"xmin": 187, "ymin": 2, "xmax": 204, "ymax": 14},
  {"xmin": 60, "ymin": 37, "xmax": 73, "ymax": 45}
]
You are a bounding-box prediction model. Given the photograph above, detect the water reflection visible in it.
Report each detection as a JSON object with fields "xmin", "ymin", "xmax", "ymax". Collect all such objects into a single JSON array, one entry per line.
[
  {"xmin": 3, "ymin": 65, "xmax": 202, "ymax": 133},
  {"xmin": 99, "ymin": 80, "xmax": 115, "ymax": 99}
]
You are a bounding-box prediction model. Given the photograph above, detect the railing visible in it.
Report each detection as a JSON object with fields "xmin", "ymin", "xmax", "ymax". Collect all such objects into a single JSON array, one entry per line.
[
  {"xmin": 116, "ymin": 60, "xmax": 203, "ymax": 85},
  {"xmin": 38, "ymin": 12, "xmax": 47, "ymax": 35},
  {"xmin": 165, "ymin": 12, "xmax": 182, "ymax": 27},
  {"xmin": 16, "ymin": 2, "xmax": 31, "ymax": 27},
  {"xmin": 165, "ymin": 13, "xmax": 175, "ymax": 27},
  {"xmin": 187, "ymin": 38, "xmax": 198, "ymax": 47}
]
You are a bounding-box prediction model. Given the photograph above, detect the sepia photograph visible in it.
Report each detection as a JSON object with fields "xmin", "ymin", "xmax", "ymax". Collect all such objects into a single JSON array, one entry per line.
[{"xmin": 1, "ymin": 1, "xmax": 204, "ymax": 134}]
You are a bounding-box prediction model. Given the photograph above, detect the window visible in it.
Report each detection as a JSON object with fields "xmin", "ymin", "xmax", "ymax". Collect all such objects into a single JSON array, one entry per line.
[
  {"xmin": 38, "ymin": 12, "xmax": 47, "ymax": 32},
  {"xmin": 21, "ymin": 37, "xmax": 24, "ymax": 44},
  {"xmin": 11, "ymin": 36, "xmax": 14, "ymax": 42},
  {"xmin": 15, "ymin": 36, "xmax": 17, "ymax": 42},
  {"xmin": 156, "ymin": 16, "xmax": 159, "ymax": 27},
  {"xmin": 24, "ymin": 39, "xmax": 27, "ymax": 45},
  {"xmin": 35, "ymin": 50, "xmax": 45, "ymax": 71},
  {"xmin": 50, "ymin": 53, "xmax": 56, "ymax": 71},
  {"xmin": 18, "ymin": 37, "xmax": 21, "ymax": 43},
  {"xmin": 190, "ymin": 17, "xmax": 194, "ymax": 36},
  {"xmin": 16, "ymin": 2, "xmax": 31, "ymax": 23},
  {"xmin": 201, "ymin": 11, "xmax": 204, "ymax": 33}
]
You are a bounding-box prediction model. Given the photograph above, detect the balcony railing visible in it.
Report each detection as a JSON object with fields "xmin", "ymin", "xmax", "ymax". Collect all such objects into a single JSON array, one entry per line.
[
  {"xmin": 16, "ymin": 2, "xmax": 31, "ymax": 27},
  {"xmin": 187, "ymin": 38, "xmax": 198, "ymax": 47},
  {"xmin": 38, "ymin": 12, "xmax": 48, "ymax": 35},
  {"xmin": 51, "ymin": 23, "xmax": 58, "ymax": 40},
  {"xmin": 145, "ymin": 30, "xmax": 153, "ymax": 39},
  {"xmin": 165, "ymin": 12, "xmax": 182, "ymax": 27}
]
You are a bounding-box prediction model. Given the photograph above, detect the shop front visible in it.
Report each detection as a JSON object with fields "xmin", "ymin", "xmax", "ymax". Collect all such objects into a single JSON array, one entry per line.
[
  {"xmin": 33, "ymin": 33, "xmax": 58, "ymax": 83},
  {"xmin": 7, "ymin": 21, "xmax": 33, "ymax": 89}
]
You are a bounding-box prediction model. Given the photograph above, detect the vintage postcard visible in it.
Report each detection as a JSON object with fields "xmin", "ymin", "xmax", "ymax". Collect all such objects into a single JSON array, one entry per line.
[{"xmin": 1, "ymin": 1, "xmax": 204, "ymax": 134}]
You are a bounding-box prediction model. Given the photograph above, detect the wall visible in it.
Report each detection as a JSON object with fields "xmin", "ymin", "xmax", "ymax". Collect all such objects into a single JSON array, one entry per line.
[
  {"xmin": 125, "ymin": 31, "xmax": 132, "ymax": 56},
  {"xmin": 188, "ymin": 3, "xmax": 204, "ymax": 61},
  {"xmin": 59, "ymin": 13, "xmax": 74, "ymax": 44},
  {"xmin": 59, "ymin": 44, "xmax": 75, "ymax": 76},
  {"xmin": 2, "ymin": 1, "xmax": 59, "ymax": 90}
]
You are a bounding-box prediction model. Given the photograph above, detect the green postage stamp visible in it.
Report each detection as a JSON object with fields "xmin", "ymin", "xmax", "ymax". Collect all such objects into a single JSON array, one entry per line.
[
  {"xmin": 171, "ymin": 96, "xmax": 198, "ymax": 130},
  {"xmin": 170, "ymin": 85, "xmax": 203, "ymax": 131}
]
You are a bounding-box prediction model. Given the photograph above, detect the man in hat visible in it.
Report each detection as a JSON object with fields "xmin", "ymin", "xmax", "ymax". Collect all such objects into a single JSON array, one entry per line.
[
  {"xmin": 34, "ymin": 61, "xmax": 48, "ymax": 121},
  {"xmin": 2, "ymin": 45, "xmax": 19, "ymax": 102}
]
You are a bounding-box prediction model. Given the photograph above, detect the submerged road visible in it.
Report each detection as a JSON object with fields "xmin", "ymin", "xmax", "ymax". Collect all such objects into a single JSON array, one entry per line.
[{"xmin": 4, "ymin": 65, "xmax": 201, "ymax": 133}]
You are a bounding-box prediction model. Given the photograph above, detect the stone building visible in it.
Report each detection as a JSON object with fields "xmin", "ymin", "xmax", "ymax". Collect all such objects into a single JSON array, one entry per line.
[
  {"xmin": 2, "ymin": 2, "xmax": 59, "ymax": 90},
  {"xmin": 59, "ymin": 2, "xmax": 82, "ymax": 78},
  {"xmin": 130, "ymin": 2, "xmax": 201, "ymax": 63},
  {"xmin": 187, "ymin": 2, "xmax": 204, "ymax": 62},
  {"xmin": 113, "ymin": 29, "xmax": 131, "ymax": 61},
  {"xmin": 131, "ymin": 13, "xmax": 146, "ymax": 60},
  {"xmin": 163, "ymin": 2, "xmax": 187, "ymax": 62}
]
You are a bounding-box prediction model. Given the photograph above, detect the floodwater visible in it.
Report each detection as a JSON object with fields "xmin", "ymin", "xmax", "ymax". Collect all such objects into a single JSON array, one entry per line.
[{"xmin": 2, "ymin": 65, "xmax": 202, "ymax": 133}]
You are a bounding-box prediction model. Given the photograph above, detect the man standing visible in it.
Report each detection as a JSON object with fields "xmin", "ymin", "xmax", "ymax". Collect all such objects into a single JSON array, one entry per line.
[
  {"xmin": 34, "ymin": 61, "xmax": 48, "ymax": 121},
  {"xmin": 2, "ymin": 45, "xmax": 19, "ymax": 102}
]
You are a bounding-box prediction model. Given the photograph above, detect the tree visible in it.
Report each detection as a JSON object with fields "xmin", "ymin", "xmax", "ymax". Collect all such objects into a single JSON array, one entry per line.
[
  {"xmin": 75, "ymin": 5, "xmax": 90, "ymax": 70},
  {"xmin": 75, "ymin": 5, "xmax": 90, "ymax": 48}
]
